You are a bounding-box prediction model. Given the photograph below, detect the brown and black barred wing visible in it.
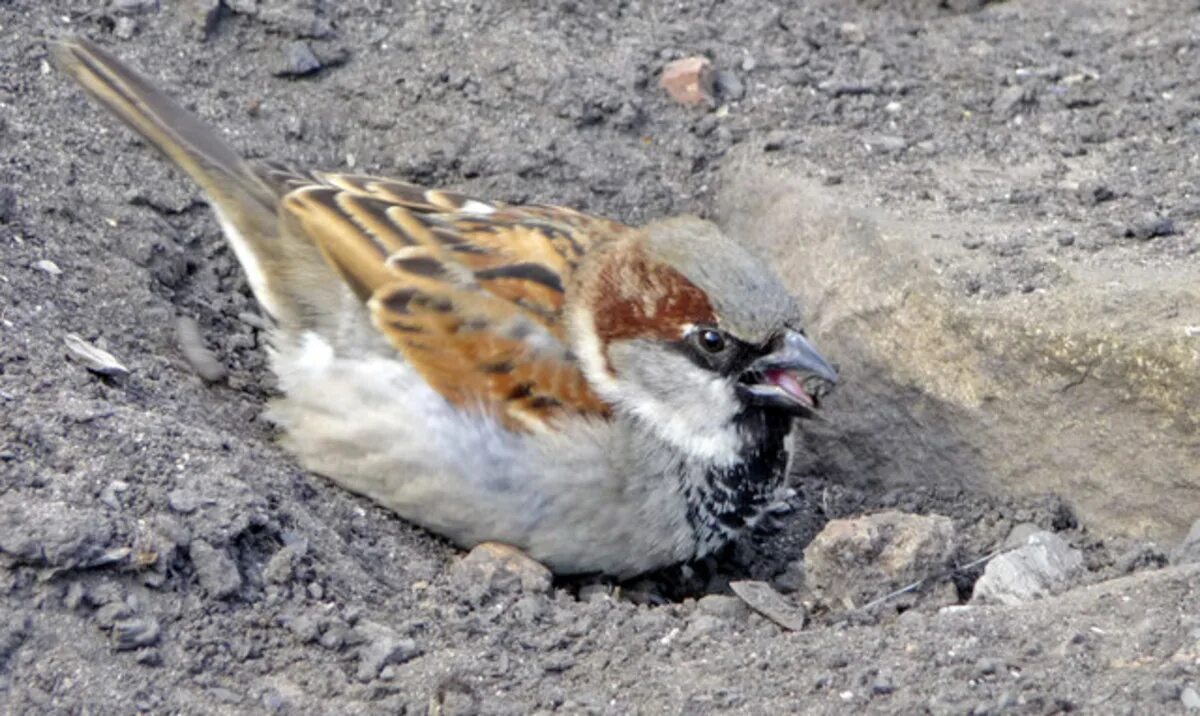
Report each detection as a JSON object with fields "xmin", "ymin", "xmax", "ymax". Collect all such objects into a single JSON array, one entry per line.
[{"xmin": 281, "ymin": 173, "xmax": 621, "ymax": 432}]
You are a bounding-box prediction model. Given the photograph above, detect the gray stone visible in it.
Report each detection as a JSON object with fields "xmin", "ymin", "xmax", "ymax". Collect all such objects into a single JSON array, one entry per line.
[
  {"xmin": 111, "ymin": 0, "xmax": 158, "ymax": 15},
  {"xmin": 113, "ymin": 618, "xmax": 160, "ymax": 650},
  {"xmin": 63, "ymin": 333, "xmax": 129, "ymax": 378},
  {"xmin": 730, "ymin": 580, "xmax": 806, "ymax": 631},
  {"xmin": 1183, "ymin": 686, "xmax": 1200, "ymax": 711},
  {"xmin": 971, "ymin": 531, "xmax": 1084, "ymax": 605},
  {"xmin": 276, "ymin": 41, "xmax": 323, "ymax": 77},
  {"xmin": 993, "ymin": 84, "xmax": 1030, "ymax": 117},
  {"xmin": 712, "ymin": 69, "xmax": 745, "ymax": 101},
  {"xmin": 863, "ymin": 134, "xmax": 907, "ymax": 153}
]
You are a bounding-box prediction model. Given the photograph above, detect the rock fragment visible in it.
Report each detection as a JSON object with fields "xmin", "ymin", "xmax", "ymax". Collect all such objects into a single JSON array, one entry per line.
[
  {"xmin": 1124, "ymin": 214, "xmax": 1177, "ymax": 241},
  {"xmin": 804, "ymin": 511, "xmax": 957, "ymax": 608},
  {"xmin": 113, "ymin": 618, "xmax": 161, "ymax": 651},
  {"xmin": 33, "ymin": 259, "xmax": 61, "ymax": 276},
  {"xmin": 993, "ymin": 84, "xmax": 1031, "ymax": 117},
  {"xmin": 971, "ymin": 531, "xmax": 1084, "ymax": 605},
  {"xmin": 730, "ymin": 580, "xmax": 807, "ymax": 631},
  {"xmin": 111, "ymin": 0, "xmax": 158, "ymax": 14},
  {"xmin": 660, "ymin": 57, "xmax": 713, "ymax": 106},
  {"xmin": 712, "ymin": 69, "xmax": 744, "ymax": 102},
  {"xmin": 450, "ymin": 542, "xmax": 552, "ymax": 599},
  {"xmin": 64, "ymin": 333, "xmax": 129, "ymax": 378},
  {"xmin": 276, "ymin": 41, "xmax": 323, "ymax": 77}
]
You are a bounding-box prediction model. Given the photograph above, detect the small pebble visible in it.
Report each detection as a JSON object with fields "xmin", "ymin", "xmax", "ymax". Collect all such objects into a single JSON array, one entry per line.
[
  {"xmin": 64, "ymin": 582, "xmax": 86, "ymax": 611},
  {"xmin": 114, "ymin": 16, "xmax": 138, "ymax": 40},
  {"xmin": 1183, "ymin": 686, "xmax": 1200, "ymax": 711},
  {"xmin": 993, "ymin": 84, "xmax": 1030, "ymax": 117},
  {"xmin": 712, "ymin": 69, "xmax": 744, "ymax": 102},
  {"xmin": 1076, "ymin": 181, "xmax": 1115, "ymax": 205},
  {"xmin": 98, "ymin": 481, "xmax": 130, "ymax": 510},
  {"xmin": 729, "ymin": 580, "xmax": 806, "ymax": 631},
  {"xmin": 872, "ymin": 675, "xmax": 894, "ymax": 696},
  {"xmin": 33, "ymin": 259, "xmax": 62, "ymax": 276},
  {"xmin": 277, "ymin": 41, "xmax": 323, "ymax": 77},
  {"xmin": 111, "ymin": 0, "xmax": 157, "ymax": 15},
  {"xmin": 135, "ymin": 648, "xmax": 163, "ymax": 667},
  {"xmin": 863, "ymin": 135, "xmax": 907, "ymax": 153},
  {"xmin": 64, "ymin": 333, "xmax": 129, "ymax": 378},
  {"xmin": 660, "ymin": 57, "xmax": 713, "ymax": 106},
  {"xmin": 1125, "ymin": 214, "xmax": 1177, "ymax": 241},
  {"xmin": 95, "ymin": 602, "xmax": 133, "ymax": 629},
  {"xmin": 113, "ymin": 618, "xmax": 160, "ymax": 650}
]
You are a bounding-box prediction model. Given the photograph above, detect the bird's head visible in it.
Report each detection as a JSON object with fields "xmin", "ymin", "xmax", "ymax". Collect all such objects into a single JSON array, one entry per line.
[{"xmin": 569, "ymin": 216, "xmax": 838, "ymax": 464}]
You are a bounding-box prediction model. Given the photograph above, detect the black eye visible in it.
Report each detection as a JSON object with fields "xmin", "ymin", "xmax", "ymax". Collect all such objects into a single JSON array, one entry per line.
[{"xmin": 697, "ymin": 329, "xmax": 726, "ymax": 353}]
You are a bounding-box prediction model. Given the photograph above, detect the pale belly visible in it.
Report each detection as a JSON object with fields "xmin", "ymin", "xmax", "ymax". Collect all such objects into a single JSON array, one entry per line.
[{"xmin": 263, "ymin": 332, "xmax": 699, "ymax": 577}]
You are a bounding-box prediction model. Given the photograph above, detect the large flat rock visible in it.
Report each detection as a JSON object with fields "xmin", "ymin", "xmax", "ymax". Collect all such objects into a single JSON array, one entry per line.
[{"xmin": 721, "ymin": 155, "xmax": 1200, "ymax": 540}]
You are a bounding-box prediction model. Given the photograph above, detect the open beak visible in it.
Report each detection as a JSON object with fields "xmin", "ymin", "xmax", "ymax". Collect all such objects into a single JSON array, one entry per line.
[{"xmin": 737, "ymin": 329, "xmax": 838, "ymax": 418}]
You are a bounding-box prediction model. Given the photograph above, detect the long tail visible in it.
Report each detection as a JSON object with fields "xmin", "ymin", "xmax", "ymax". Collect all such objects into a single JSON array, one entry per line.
[{"xmin": 51, "ymin": 36, "xmax": 291, "ymax": 321}]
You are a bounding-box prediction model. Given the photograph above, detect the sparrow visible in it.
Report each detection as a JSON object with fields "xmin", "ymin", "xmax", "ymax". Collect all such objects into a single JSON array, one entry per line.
[{"xmin": 52, "ymin": 37, "xmax": 839, "ymax": 579}]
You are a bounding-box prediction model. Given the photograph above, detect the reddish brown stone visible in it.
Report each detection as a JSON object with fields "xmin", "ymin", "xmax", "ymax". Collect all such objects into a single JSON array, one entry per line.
[{"xmin": 660, "ymin": 56, "xmax": 714, "ymax": 106}]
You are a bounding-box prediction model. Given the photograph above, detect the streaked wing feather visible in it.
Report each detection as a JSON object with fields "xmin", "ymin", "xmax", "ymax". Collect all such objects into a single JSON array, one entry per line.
[{"xmin": 281, "ymin": 173, "xmax": 621, "ymax": 430}]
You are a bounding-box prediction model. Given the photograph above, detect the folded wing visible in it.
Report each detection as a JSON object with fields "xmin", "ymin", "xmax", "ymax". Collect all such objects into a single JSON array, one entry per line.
[{"xmin": 282, "ymin": 174, "xmax": 620, "ymax": 431}]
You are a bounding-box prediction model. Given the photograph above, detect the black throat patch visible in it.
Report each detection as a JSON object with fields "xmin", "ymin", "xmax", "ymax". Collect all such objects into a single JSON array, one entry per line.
[{"xmin": 682, "ymin": 408, "xmax": 794, "ymax": 557}]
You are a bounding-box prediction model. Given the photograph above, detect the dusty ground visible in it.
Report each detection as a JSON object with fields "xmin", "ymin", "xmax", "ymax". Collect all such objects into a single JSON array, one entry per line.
[{"xmin": 2, "ymin": 0, "xmax": 1199, "ymax": 713}]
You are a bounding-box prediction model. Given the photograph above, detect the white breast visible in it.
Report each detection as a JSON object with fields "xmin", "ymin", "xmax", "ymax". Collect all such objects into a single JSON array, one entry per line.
[{"xmin": 264, "ymin": 331, "xmax": 699, "ymax": 576}]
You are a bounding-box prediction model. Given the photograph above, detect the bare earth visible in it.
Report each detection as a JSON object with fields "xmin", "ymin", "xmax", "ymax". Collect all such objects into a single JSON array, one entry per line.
[{"xmin": 2, "ymin": 1, "xmax": 1199, "ymax": 713}]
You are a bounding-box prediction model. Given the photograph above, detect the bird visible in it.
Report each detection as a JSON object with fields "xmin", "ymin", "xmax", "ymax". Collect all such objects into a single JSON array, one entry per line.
[{"xmin": 51, "ymin": 36, "xmax": 839, "ymax": 579}]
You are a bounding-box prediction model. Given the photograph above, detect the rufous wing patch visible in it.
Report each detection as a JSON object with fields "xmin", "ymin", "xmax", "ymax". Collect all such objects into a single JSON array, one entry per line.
[{"xmin": 280, "ymin": 173, "xmax": 621, "ymax": 431}]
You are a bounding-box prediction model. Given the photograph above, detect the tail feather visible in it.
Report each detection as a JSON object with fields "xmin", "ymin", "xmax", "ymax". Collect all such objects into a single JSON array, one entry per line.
[{"xmin": 52, "ymin": 36, "xmax": 290, "ymax": 321}]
